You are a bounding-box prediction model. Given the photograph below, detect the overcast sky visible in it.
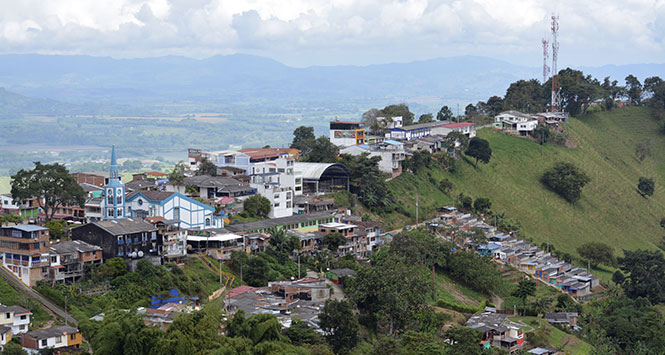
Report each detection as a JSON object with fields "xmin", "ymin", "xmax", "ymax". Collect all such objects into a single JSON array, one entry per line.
[{"xmin": 1, "ymin": 0, "xmax": 663, "ymax": 68}]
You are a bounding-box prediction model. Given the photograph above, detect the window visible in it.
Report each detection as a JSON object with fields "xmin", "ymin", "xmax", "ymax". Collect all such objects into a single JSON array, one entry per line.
[
  {"xmin": 274, "ymin": 194, "xmax": 279, "ymax": 200},
  {"xmin": 117, "ymin": 209, "xmax": 122, "ymax": 217},
  {"xmin": 20, "ymin": 315, "xmax": 26, "ymax": 320},
  {"xmin": 56, "ymin": 335, "xmax": 62, "ymax": 344},
  {"xmin": 4, "ymin": 312, "xmax": 9, "ymax": 319},
  {"xmin": 173, "ymin": 207, "xmax": 180, "ymax": 220},
  {"xmin": 205, "ymin": 218, "xmax": 211, "ymax": 226},
  {"xmin": 19, "ymin": 325, "xmax": 25, "ymax": 330},
  {"xmin": 41, "ymin": 339, "xmax": 47, "ymax": 347},
  {"xmin": 70, "ymin": 334, "xmax": 76, "ymax": 340},
  {"xmin": 138, "ymin": 199, "xmax": 143, "ymax": 206},
  {"xmin": 278, "ymin": 168, "xmax": 285, "ymax": 173},
  {"xmin": 108, "ymin": 209, "xmax": 114, "ymax": 217},
  {"xmin": 286, "ymin": 201, "xmax": 292, "ymax": 208},
  {"xmin": 274, "ymin": 203, "xmax": 280, "ymax": 208},
  {"xmin": 116, "ymin": 196, "xmax": 122, "ymax": 204}
]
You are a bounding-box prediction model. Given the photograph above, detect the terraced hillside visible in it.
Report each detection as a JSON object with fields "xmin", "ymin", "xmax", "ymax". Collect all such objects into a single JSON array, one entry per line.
[{"xmin": 388, "ymin": 107, "xmax": 665, "ymax": 259}]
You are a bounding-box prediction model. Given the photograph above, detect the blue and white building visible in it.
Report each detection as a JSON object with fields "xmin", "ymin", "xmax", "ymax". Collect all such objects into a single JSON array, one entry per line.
[
  {"xmin": 101, "ymin": 146, "xmax": 126, "ymax": 220},
  {"xmin": 125, "ymin": 190, "xmax": 222, "ymax": 229}
]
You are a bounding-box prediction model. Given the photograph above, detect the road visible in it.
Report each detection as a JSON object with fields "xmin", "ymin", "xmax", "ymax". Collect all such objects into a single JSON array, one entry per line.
[{"xmin": 0, "ymin": 266, "xmax": 78, "ymax": 326}]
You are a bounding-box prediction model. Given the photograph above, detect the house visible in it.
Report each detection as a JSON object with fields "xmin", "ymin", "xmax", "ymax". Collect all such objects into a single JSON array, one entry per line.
[
  {"xmin": 329, "ymin": 121, "xmax": 365, "ymax": 147},
  {"xmin": 0, "ymin": 195, "xmax": 39, "ymax": 219},
  {"xmin": 217, "ymin": 166, "xmax": 247, "ymax": 177},
  {"xmin": 0, "ymin": 325, "xmax": 10, "ymax": 348},
  {"xmin": 466, "ymin": 312, "xmax": 524, "ymax": 352},
  {"xmin": 71, "ymin": 171, "xmax": 117, "ymax": 187},
  {"xmin": 250, "ymin": 155, "xmax": 299, "ymax": 218},
  {"xmin": 186, "ymin": 229, "xmax": 244, "ymax": 260},
  {"xmin": 287, "ymin": 230, "xmax": 323, "ymax": 255},
  {"xmin": 528, "ymin": 348, "xmax": 559, "ymax": 355},
  {"xmin": 19, "ymin": 325, "xmax": 82, "ymax": 352},
  {"xmin": 440, "ymin": 122, "xmax": 477, "ymax": 138},
  {"xmin": 411, "ymin": 135, "xmax": 445, "ymax": 153},
  {"xmin": 71, "ymin": 218, "xmax": 160, "ymax": 268},
  {"xmin": 544, "ymin": 312, "xmax": 578, "ymax": 327},
  {"xmin": 325, "ymin": 268, "xmax": 356, "ymax": 285},
  {"xmin": 0, "ymin": 225, "xmax": 50, "ymax": 286},
  {"xmin": 318, "ymin": 222, "xmax": 363, "ymax": 257},
  {"xmin": 49, "ymin": 240, "xmax": 103, "ymax": 284},
  {"xmin": 340, "ymin": 140, "xmax": 406, "ymax": 178},
  {"xmin": 0, "ymin": 305, "xmax": 32, "ymax": 335},
  {"xmin": 146, "ymin": 218, "xmax": 187, "ymax": 264},
  {"xmin": 494, "ymin": 111, "xmax": 539, "ymax": 136},
  {"xmin": 179, "ymin": 175, "xmax": 253, "ymax": 199},
  {"xmin": 388, "ymin": 121, "xmax": 451, "ymax": 141},
  {"xmin": 293, "ymin": 163, "xmax": 350, "ymax": 194},
  {"xmin": 294, "ymin": 195, "xmax": 335, "ymax": 215},
  {"xmin": 125, "ymin": 190, "xmax": 222, "ymax": 229}
]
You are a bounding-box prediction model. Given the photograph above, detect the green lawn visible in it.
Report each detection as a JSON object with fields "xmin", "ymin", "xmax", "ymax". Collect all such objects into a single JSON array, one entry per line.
[
  {"xmin": 510, "ymin": 316, "xmax": 593, "ymax": 354},
  {"xmin": 388, "ymin": 107, "xmax": 665, "ymax": 267}
]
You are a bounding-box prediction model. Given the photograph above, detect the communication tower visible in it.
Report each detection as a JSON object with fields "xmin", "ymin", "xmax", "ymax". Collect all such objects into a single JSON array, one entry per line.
[
  {"xmin": 550, "ymin": 14, "xmax": 561, "ymax": 112},
  {"xmin": 542, "ymin": 38, "xmax": 549, "ymax": 84}
]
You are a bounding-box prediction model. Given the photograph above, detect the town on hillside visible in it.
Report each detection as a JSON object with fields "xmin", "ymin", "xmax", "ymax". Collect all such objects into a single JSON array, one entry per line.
[{"xmin": 0, "ymin": 104, "xmax": 618, "ymax": 355}]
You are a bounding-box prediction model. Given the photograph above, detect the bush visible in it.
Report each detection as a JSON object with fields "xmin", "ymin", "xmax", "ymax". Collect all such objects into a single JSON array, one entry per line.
[
  {"xmin": 541, "ymin": 162, "xmax": 591, "ymax": 203},
  {"xmin": 435, "ymin": 299, "xmax": 481, "ymax": 314}
]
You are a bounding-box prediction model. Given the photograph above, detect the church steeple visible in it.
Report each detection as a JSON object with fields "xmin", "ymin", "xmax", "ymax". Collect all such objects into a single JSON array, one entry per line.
[
  {"xmin": 110, "ymin": 145, "xmax": 119, "ymax": 181},
  {"xmin": 103, "ymin": 145, "xmax": 125, "ymax": 220}
]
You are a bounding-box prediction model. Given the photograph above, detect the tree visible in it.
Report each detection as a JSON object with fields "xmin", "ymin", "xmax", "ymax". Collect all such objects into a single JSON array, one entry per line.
[
  {"xmin": 11, "ymin": 162, "xmax": 86, "ymax": 222},
  {"xmin": 361, "ymin": 108, "xmax": 382, "ymax": 135},
  {"xmin": 541, "ymin": 162, "xmax": 591, "ymax": 203},
  {"xmin": 282, "ymin": 318, "xmax": 324, "ymax": 346},
  {"xmin": 168, "ymin": 162, "xmax": 186, "ymax": 186},
  {"xmin": 338, "ymin": 153, "xmax": 393, "ymax": 212},
  {"xmin": 625, "ymin": 74, "xmax": 643, "ymax": 105},
  {"xmin": 245, "ymin": 257, "xmax": 270, "ymax": 286},
  {"xmin": 195, "ymin": 157, "xmax": 217, "ymax": 176},
  {"xmin": 303, "ymin": 137, "xmax": 339, "ymax": 163},
  {"xmin": 291, "ymin": 126, "xmax": 316, "ymax": 155},
  {"xmin": 618, "ymin": 249, "xmax": 665, "ymax": 303},
  {"xmin": 0, "ymin": 214, "xmax": 24, "ymax": 226},
  {"xmin": 268, "ymin": 228, "xmax": 299, "ymax": 263},
  {"xmin": 473, "ymin": 197, "xmax": 491, "ymax": 214},
  {"xmin": 637, "ymin": 177, "xmax": 655, "ymax": 197},
  {"xmin": 464, "ymin": 137, "xmax": 492, "ymax": 167},
  {"xmin": 436, "ymin": 106, "xmax": 453, "ymax": 121},
  {"xmin": 444, "ymin": 327, "xmax": 483, "ymax": 355},
  {"xmin": 102, "ymin": 257, "xmax": 128, "ymax": 279},
  {"xmin": 439, "ymin": 179, "xmax": 453, "ymax": 194},
  {"xmin": 382, "ymin": 104, "xmax": 415, "ymax": 126},
  {"xmin": 323, "ymin": 232, "xmax": 346, "ymax": 253},
  {"xmin": 512, "ymin": 279, "xmax": 536, "ymax": 304},
  {"xmin": 503, "ymin": 79, "xmax": 548, "ymax": 113},
  {"xmin": 532, "ymin": 125, "xmax": 551, "ymax": 145},
  {"xmin": 243, "ymin": 195, "xmax": 271, "ymax": 218},
  {"xmin": 445, "ymin": 131, "xmax": 469, "ymax": 159},
  {"xmin": 44, "ymin": 219, "xmax": 67, "ymax": 240},
  {"xmin": 418, "ymin": 113, "xmax": 433, "ymax": 123},
  {"xmin": 122, "ymin": 160, "xmax": 143, "ymax": 171},
  {"xmin": 319, "ymin": 300, "xmax": 359, "ymax": 354},
  {"xmin": 577, "ymin": 242, "xmax": 615, "ymax": 268},
  {"xmin": 0, "ymin": 343, "xmax": 28, "ymax": 355}
]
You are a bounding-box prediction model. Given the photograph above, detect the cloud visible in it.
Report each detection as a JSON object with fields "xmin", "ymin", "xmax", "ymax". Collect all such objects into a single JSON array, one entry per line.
[{"xmin": 0, "ymin": 0, "xmax": 664, "ymax": 67}]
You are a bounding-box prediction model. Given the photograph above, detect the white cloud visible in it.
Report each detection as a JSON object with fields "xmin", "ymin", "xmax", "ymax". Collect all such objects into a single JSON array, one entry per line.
[{"xmin": 0, "ymin": 0, "xmax": 663, "ymax": 66}]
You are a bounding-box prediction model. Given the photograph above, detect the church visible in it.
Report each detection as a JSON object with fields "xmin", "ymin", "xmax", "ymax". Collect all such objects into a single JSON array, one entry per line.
[{"xmin": 100, "ymin": 146, "xmax": 222, "ymax": 229}]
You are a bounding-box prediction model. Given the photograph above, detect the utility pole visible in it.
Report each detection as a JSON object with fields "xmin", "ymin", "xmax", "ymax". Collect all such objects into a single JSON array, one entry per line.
[
  {"xmin": 219, "ymin": 257, "xmax": 222, "ymax": 286},
  {"xmin": 415, "ymin": 192, "xmax": 419, "ymax": 226},
  {"xmin": 298, "ymin": 253, "xmax": 301, "ymax": 279},
  {"xmin": 64, "ymin": 295, "xmax": 67, "ymax": 326}
]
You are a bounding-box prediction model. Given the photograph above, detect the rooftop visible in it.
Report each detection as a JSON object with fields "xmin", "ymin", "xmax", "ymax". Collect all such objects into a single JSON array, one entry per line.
[
  {"xmin": 444, "ymin": 122, "xmax": 476, "ymax": 128},
  {"xmin": 50, "ymin": 240, "xmax": 102, "ymax": 254},
  {"xmin": 183, "ymin": 175, "xmax": 245, "ymax": 188},
  {"xmin": 23, "ymin": 326, "xmax": 78, "ymax": 340},
  {"xmin": 126, "ymin": 190, "xmax": 174, "ymax": 202},
  {"xmin": 0, "ymin": 305, "xmax": 31, "ymax": 314},
  {"xmin": 1, "ymin": 225, "xmax": 48, "ymax": 233},
  {"xmin": 225, "ymin": 211, "xmax": 334, "ymax": 233},
  {"xmin": 238, "ymin": 148, "xmax": 297, "ymax": 160},
  {"xmin": 84, "ymin": 218, "xmax": 157, "ymax": 236},
  {"xmin": 393, "ymin": 120, "xmax": 452, "ymax": 131}
]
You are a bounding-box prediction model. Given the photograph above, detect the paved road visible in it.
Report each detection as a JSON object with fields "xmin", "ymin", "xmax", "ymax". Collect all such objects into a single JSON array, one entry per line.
[{"xmin": 0, "ymin": 266, "xmax": 78, "ymax": 326}]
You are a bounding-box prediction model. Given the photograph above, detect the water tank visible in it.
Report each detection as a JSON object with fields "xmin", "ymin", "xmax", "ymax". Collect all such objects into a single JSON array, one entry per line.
[{"xmin": 138, "ymin": 251, "xmax": 144, "ymax": 257}]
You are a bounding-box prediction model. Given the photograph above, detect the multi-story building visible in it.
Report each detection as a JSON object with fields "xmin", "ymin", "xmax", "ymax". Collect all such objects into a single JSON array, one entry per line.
[
  {"xmin": 0, "ymin": 195, "xmax": 39, "ymax": 219},
  {"xmin": 0, "ymin": 225, "xmax": 50, "ymax": 286},
  {"xmin": 0, "ymin": 305, "xmax": 32, "ymax": 335},
  {"xmin": 330, "ymin": 121, "xmax": 365, "ymax": 147},
  {"xmin": 71, "ymin": 218, "xmax": 159, "ymax": 266},
  {"xmin": 19, "ymin": 325, "xmax": 82, "ymax": 352},
  {"xmin": 48, "ymin": 240, "xmax": 103, "ymax": 284},
  {"xmin": 146, "ymin": 217, "xmax": 187, "ymax": 264},
  {"xmin": 0, "ymin": 324, "xmax": 10, "ymax": 348},
  {"xmin": 250, "ymin": 155, "xmax": 299, "ymax": 218},
  {"xmin": 186, "ymin": 230, "xmax": 244, "ymax": 261}
]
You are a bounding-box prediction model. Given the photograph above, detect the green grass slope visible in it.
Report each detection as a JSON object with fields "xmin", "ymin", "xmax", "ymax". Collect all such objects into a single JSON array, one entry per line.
[{"xmin": 388, "ymin": 107, "xmax": 665, "ymax": 260}]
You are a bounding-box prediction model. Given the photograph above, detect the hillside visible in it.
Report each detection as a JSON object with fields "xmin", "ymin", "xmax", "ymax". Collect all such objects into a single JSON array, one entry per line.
[{"xmin": 388, "ymin": 107, "xmax": 665, "ymax": 263}]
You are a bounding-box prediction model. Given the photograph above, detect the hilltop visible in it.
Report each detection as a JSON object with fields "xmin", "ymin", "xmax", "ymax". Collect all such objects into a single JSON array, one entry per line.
[{"xmin": 387, "ymin": 107, "xmax": 665, "ymax": 264}]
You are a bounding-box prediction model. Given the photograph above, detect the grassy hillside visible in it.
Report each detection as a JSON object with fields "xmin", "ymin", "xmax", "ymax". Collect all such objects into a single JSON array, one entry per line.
[{"xmin": 388, "ymin": 107, "xmax": 665, "ymax": 263}]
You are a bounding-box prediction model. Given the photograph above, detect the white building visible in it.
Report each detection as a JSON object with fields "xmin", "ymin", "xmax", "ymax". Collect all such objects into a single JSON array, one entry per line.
[
  {"xmin": 186, "ymin": 231, "xmax": 244, "ymax": 260},
  {"xmin": 125, "ymin": 191, "xmax": 222, "ymax": 229},
  {"xmin": 250, "ymin": 156, "xmax": 298, "ymax": 218},
  {"xmin": 329, "ymin": 121, "xmax": 365, "ymax": 147},
  {"xmin": 388, "ymin": 121, "xmax": 451, "ymax": 141},
  {"xmin": 0, "ymin": 305, "xmax": 31, "ymax": 335},
  {"xmin": 440, "ymin": 122, "xmax": 477, "ymax": 138},
  {"xmin": 377, "ymin": 116, "xmax": 403, "ymax": 129},
  {"xmin": 494, "ymin": 110, "xmax": 539, "ymax": 136}
]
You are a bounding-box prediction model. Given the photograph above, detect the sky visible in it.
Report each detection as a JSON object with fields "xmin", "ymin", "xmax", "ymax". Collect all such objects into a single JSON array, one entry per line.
[{"xmin": 0, "ymin": 0, "xmax": 664, "ymax": 68}]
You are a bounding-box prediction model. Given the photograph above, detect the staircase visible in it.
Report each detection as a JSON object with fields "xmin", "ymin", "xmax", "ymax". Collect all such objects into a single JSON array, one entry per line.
[{"xmin": 195, "ymin": 254, "xmax": 236, "ymax": 289}]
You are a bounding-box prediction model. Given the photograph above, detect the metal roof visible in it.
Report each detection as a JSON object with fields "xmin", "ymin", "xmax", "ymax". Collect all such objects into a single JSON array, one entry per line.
[
  {"xmin": 50, "ymin": 240, "xmax": 102, "ymax": 254},
  {"xmin": 6, "ymin": 225, "xmax": 48, "ymax": 232},
  {"xmin": 23, "ymin": 326, "xmax": 78, "ymax": 340},
  {"xmin": 225, "ymin": 211, "xmax": 334, "ymax": 232},
  {"xmin": 82, "ymin": 218, "xmax": 157, "ymax": 236},
  {"xmin": 294, "ymin": 163, "xmax": 350, "ymax": 180}
]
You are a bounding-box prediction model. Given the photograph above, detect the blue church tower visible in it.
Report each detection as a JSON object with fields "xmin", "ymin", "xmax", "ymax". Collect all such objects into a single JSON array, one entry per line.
[{"xmin": 103, "ymin": 145, "xmax": 126, "ymax": 220}]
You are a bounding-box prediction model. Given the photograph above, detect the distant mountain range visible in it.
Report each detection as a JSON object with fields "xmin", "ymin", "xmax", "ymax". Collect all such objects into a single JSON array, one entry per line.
[{"xmin": 0, "ymin": 53, "xmax": 664, "ymax": 115}]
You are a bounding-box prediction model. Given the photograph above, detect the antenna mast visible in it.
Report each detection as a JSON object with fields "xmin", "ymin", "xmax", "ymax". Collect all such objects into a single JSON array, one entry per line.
[
  {"xmin": 541, "ymin": 38, "xmax": 549, "ymax": 84},
  {"xmin": 550, "ymin": 14, "xmax": 561, "ymax": 112}
]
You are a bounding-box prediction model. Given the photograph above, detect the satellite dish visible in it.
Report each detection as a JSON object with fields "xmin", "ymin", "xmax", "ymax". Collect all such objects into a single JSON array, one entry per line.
[
  {"xmin": 138, "ymin": 251, "xmax": 144, "ymax": 257},
  {"xmin": 130, "ymin": 252, "xmax": 137, "ymax": 258}
]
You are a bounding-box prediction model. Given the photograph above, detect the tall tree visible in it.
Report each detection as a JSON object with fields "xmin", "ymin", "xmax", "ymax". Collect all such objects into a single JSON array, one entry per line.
[
  {"xmin": 418, "ymin": 113, "xmax": 433, "ymax": 123},
  {"xmin": 303, "ymin": 137, "xmax": 339, "ymax": 163},
  {"xmin": 577, "ymin": 242, "xmax": 615, "ymax": 268},
  {"xmin": 541, "ymin": 162, "xmax": 591, "ymax": 203},
  {"xmin": 168, "ymin": 162, "xmax": 186, "ymax": 186},
  {"xmin": 464, "ymin": 137, "xmax": 492, "ymax": 167},
  {"xmin": 11, "ymin": 162, "xmax": 85, "ymax": 221},
  {"xmin": 625, "ymin": 74, "xmax": 643, "ymax": 105},
  {"xmin": 319, "ymin": 300, "xmax": 359, "ymax": 354},
  {"xmin": 503, "ymin": 79, "xmax": 548, "ymax": 113},
  {"xmin": 291, "ymin": 126, "xmax": 316, "ymax": 154},
  {"xmin": 512, "ymin": 279, "xmax": 537, "ymax": 304},
  {"xmin": 243, "ymin": 195, "xmax": 271, "ymax": 218},
  {"xmin": 436, "ymin": 106, "xmax": 453, "ymax": 121},
  {"xmin": 638, "ymin": 177, "xmax": 655, "ymax": 197},
  {"xmin": 323, "ymin": 232, "xmax": 347, "ymax": 253},
  {"xmin": 382, "ymin": 104, "xmax": 415, "ymax": 126},
  {"xmin": 618, "ymin": 249, "xmax": 665, "ymax": 304},
  {"xmin": 195, "ymin": 157, "xmax": 217, "ymax": 176},
  {"xmin": 338, "ymin": 153, "xmax": 392, "ymax": 212}
]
